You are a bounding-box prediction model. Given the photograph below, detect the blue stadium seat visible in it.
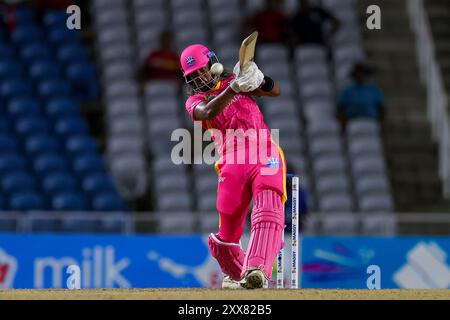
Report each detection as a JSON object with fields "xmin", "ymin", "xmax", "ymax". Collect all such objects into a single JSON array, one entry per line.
[
  {"xmin": 65, "ymin": 135, "xmax": 98, "ymax": 155},
  {"xmin": 54, "ymin": 116, "xmax": 88, "ymax": 136},
  {"xmin": 1, "ymin": 172, "xmax": 36, "ymax": 193},
  {"xmin": 0, "ymin": 153, "xmax": 27, "ymax": 175},
  {"xmin": 15, "ymin": 115, "xmax": 50, "ymax": 136},
  {"xmin": 33, "ymin": 153, "xmax": 68, "ymax": 176},
  {"xmin": 0, "ymin": 117, "xmax": 12, "ymax": 133},
  {"xmin": 12, "ymin": 25, "xmax": 44, "ymax": 44},
  {"xmin": 66, "ymin": 62, "xmax": 100, "ymax": 102},
  {"xmin": 92, "ymin": 192, "xmax": 125, "ymax": 211},
  {"xmin": 82, "ymin": 173, "xmax": 115, "ymax": 194},
  {"xmin": 42, "ymin": 172, "xmax": 78, "ymax": 194},
  {"xmin": 0, "ymin": 78, "xmax": 33, "ymax": 99},
  {"xmin": 51, "ymin": 192, "xmax": 88, "ymax": 211},
  {"xmin": 9, "ymin": 191, "xmax": 46, "ymax": 211},
  {"xmin": 43, "ymin": 11, "xmax": 68, "ymax": 29},
  {"xmin": 57, "ymin": 44, "xmax": 87, "ymax": 64},
  {"xmin": 7, "ymin": 97, "xmax": 41, "ymax": 117},
  {"xmin": 29, "ymin": 60, "xmax": 61, "ymax": 81},
  {"xmin": 20, "ymin": 43, "xmax": 52, "ymax": 63},
  {"xmin": 0, "ymin": 193, "xmax": 6, "ymax": 210},
  {"xmin": 0, "ymin": 61, "xmax": 22, "ymax": 80},
  {"xmin": 73, "ymin": 154, "xmax": 105, "ymax": 175},
  {"xmin": 25, "ymin": 134, "xmax": 60, "ymax": 156},
  {"xmin": 45, "ymin": 97, "xmax": 78, "ymax": 117},
  {"xmin": 0, "ymin": 43, "xmax": 15, "ymax": 59},
  {"xmin": 0, "ymin": 134, "xmax": 18, "ymax": 152},
  {"xmin": 8, "ymin": 8, "xmax": 36, "ymax": 25},
  {"xmin": 48, "ymin": 27, "xmax": 79, "ymax": 46},
  {"xmin": 38, "ymin": 79, "xmax": 71, "ymax": 99}
]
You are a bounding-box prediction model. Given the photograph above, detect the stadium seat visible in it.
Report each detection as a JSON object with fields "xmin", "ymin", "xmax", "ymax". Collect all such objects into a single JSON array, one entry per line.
[
  {"xmin": 355, "ymin": 175, "xmax": 390, "ymax": 196},
  {"xmin": 25, "ymin": 134, "xmax": 60, "ymax": 156},
  {"xmin": 20, "ymin": 43, "xmax": 52, "ymax": 63},
  {"xmin": 154, "ymin": 172, "xmax": 189, "ymax": 195},
  {"xmin": 351, "ymin": 157, "xmax": 386, "ymax": 176},
  {"xmin": 38, "ymin": 79, "xmax": 71, "ymax": 99},
  {"xmin": 316, "ymin": 174, "xmax": 351, "ymax": 196},
  {"xmin": 295, "ymin": 45, "xmax": 327, "ymax": 64},
  {"xmin": 0, "ymin": 61, "xmax": 22, "ymax": 80},
  {"xmin": 65, "ymin": 135, "xmax": 98, "ymax": 155},
  {"xmin": 7, "ymin": 97, "xmax": 41, "ymax": 117},
  {"xmin": 347, "ymin": 119, "xmax": 380, "ymax": 139},
  {"xmin": 29, "ymin": 60, "xmax": 61, "ymax": 81},
  {"xmin": 42, "ymin": 172, "xmax": 78, "ymax": 195},
  {"xmin": 51, "ymin": 192, "xmax": 89, "ymax": 211},
  {"xmin": 7, "ymin": 8, "xmax": 36, "ymax": 25},
  {"xmin": 54, "ymin": 116, "xmax": 88, "ymax": 136},
  {"xmin": 57, "ymin": 44, "xmax": 88, "ymax": 64},
  {"xmin": 15, "ymin": 116, "xmax": 50, "ymax": 136},
  {"xmin": 309, "ymin": 136, "xmax": 344, "ymax": 159},
  {"xmin": 0, "ymin": 43, "xmax": 15, "ymax": 59},
  {"xmin": 156, "ymin": 192, "xmax": 193, "ymax": 211},
  {"xmin": 73, "ymin": 154, "xmax": 105, "ymax": 175},
  {"xmin": 107, "ymin": 97, "xmax": 141, "ymax": 119},
  {"xmin": 322, "ymin": 213, "xmax": 358, "ymax": 235},
  {"xmin": 82, "ymin": 173, "xmax": 116, "ymax": 194},
  {"xmin": 107, "ymin": 134, "xmax": 145, "ymax": 156},
  {"xmin": 0, "ymin": 117, "xmax": 12, "ymax": 133},
  {"xmin": 48, "ymin": 27, "xmax": 79, "ymax": 46},
  {"xmin": 45, "ymin": 98, "xmax": 78, "ymax": 117},
  {"xmin": 319, "ymin": 192, "xmax": 353, "ymax": 212},
  {"xmin": 66, "ymin": 62, "xmax": 100, "ymax": 101},
  {"xmin": 312, "ymin": 155, "xmax": 347, "ymax": 177},
  {"xmin": 359, "ymin": 194, "xmax": 393, "ymax": 212},
  {"xmin": 33, "ymin": 153, "xmax": 68, "ymax": 176},
  {"xmin": 43, "ymin": 10, "xmax": 69, "ymax": 29},
  {"xmin": 0, "ymin": 78, "xmax": 34, "ymax": 99},
  {"xmin": 0, "ymin": 134, "xmax": 18, "ymax": 152},
  {"xmin": 9, "ymin": 191, "xmax": 46, "ymax": 211},
  {"xmin": 1, "ymin": 172, "xmax": 36, "ymax": 193},
  {"xmin": 11, "ymin": 25, "xmax": 44, "ymax": 44},
  {"xmin": 0, "ymin": 154, "xmax": 27, "ymax": 174},
  {"xmin": 92, "ymin": 192, "xmax": 125, "ymax": 211}
]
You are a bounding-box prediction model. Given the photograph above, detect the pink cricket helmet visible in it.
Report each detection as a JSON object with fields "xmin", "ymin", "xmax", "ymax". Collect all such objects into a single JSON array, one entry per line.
[{"xmin": 180, "ymin": 44, "xmax": 214, "ymax": 77}]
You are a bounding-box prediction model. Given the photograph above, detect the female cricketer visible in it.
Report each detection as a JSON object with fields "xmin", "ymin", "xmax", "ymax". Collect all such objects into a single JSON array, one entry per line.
[{"xmin": 180, "ymin": 44, "xmax": 286, "ymax": 289}]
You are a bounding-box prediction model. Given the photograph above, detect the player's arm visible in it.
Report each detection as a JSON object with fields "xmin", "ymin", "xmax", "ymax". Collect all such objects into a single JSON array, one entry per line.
[
  {"xmin": 249, "ymin": 76, "xmax": 281, "ymax": 97},
  {"xmin": 193, "ymin": 87, "xmax": 237, "ymax": 120}
]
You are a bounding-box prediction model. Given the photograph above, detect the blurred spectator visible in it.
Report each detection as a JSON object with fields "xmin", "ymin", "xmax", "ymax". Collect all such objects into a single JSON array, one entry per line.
[
  {"xmin": 288, "ymin": 0, "xmax": 340, "ymax": 48},
  {"xmin": 138, "ymin": 30, "xmax": 181, "ymax": 84},
  {"xmin": 242, "ymin": 0, "xmax": 288, "ymax": 44},
  {"xmin": 337, "ymin": 63, "xmax": 385, "ymax": 131}
]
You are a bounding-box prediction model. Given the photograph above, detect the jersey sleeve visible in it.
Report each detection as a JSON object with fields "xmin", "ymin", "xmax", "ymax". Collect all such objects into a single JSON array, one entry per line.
[{"xmin": 185, "ymin": 95, "xmax": 205, "ymax": 121}]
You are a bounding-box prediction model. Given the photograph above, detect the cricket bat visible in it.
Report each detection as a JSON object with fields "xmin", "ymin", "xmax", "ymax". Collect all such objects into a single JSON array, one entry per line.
[{"xmin": 238, "ymin": 31, "xmax": 258, "ymax": 76}]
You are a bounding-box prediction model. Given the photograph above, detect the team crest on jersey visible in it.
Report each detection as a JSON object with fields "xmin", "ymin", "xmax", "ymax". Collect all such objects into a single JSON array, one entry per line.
[
  {"xmin": 267, "ymin": 157, "xmax": 280, "ymax": 169},
  {"xmin": 186, "ymin": 56, "xmax": 195, "ymax": 66}
]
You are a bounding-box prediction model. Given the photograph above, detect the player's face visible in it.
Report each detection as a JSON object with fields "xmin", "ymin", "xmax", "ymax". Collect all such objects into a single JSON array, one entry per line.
[{"xmin": 187, "ymin": 66, "xmax": 215, "ymax": 93}]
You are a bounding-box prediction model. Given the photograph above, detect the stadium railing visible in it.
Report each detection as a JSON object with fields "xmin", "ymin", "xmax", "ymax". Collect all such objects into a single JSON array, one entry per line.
[{"xmin": 408, "ymin": 0, "xmax": 450, "ymax": 199}]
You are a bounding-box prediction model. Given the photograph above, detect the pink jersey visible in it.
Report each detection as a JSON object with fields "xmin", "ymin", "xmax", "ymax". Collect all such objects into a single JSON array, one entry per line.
[{"xmin": 185, "ymin": 75, "xmax": 274, "ymax": 161}]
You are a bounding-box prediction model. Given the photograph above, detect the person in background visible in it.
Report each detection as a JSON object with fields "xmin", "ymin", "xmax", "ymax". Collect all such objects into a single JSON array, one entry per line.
[
  {"xmin": 288, "ymin": 0, "xmax": 340, "ymax": 49},
  {"xmin": 337, "ymin": 62, "xmax": 385, "ymax": 131},
  {"xmin": 241, "ymin": 0, "xmax": 288, "ymax": 44},
  {"xmin": 138, "ymin": 30, "xmax": 181, "ymax": 84}
]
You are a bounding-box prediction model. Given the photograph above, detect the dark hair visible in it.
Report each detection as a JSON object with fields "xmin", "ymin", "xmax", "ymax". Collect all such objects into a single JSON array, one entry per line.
[{"xmin": 185, "ymin": 67, "xmax": 234, "ymax": 96}]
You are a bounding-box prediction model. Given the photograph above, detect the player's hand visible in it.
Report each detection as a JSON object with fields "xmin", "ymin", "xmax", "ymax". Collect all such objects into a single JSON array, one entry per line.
[{"xmin": 230, "ymin": 62, "xmax": 264, "ymax": 93}]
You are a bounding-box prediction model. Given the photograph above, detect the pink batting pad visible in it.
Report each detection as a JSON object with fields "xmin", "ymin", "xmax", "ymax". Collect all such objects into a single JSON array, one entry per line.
[
  {"xmin": 242, "ymin": 189, "xmax": 284, "ymax": 280},
  {"xmin": 208, "ymin": 233, "xmax": 245, "ymax": 281}
]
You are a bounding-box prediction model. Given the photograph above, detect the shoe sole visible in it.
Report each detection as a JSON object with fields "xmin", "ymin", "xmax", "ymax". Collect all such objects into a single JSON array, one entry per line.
[{"xmin": 243, "ymin": 270, "xmax": 264, "ymax": 289}]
